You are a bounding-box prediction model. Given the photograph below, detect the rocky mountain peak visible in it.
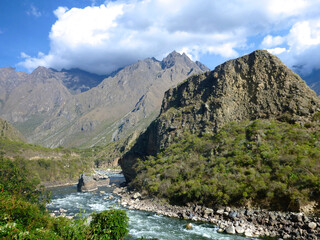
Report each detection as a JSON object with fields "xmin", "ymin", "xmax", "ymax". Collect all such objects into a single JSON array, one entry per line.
[
  {"xmin": 161, "ymin": 51, "xmax": 192, "ymax": 69},
  {"xmin": 30, "ymin": 66, "xmax": 55, "ymax": 81}
]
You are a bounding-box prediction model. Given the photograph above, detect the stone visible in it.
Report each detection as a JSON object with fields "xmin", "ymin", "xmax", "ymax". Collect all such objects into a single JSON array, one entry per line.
[
  {"xmin": 291, "ymin": 213, "xmax": 303, "ymax": 222},
  {"xmin": 185, "ymin": 223, "xmax": 193, "ymax": 230},
  {"xmin": 244, "ymin": 229, "xmax": 253, "ymax": 237},
  {"xmin": 229, "ymin": 211, "xmax": 237, "ymax": 219},
  {"xmin": 217, "ymin": 228, "xmax": 224, "ymax": 233},
  {"xmin": 59, "ymin": 208, "xmax": 67, "ymax": 213},
  {"xmin": 77, "ymin": 173, "xmax": 98, "ymax": 192},
  {"xmin": 204, "ymin": 208, "xmax": 214, "ymax": 215},
  {"xmin": 308, "ymin": 222, "xmax": 317, "ymax": 230},
  {"xmin": 216, "ymin": 209, "xmax": 224, "ymax": 215},
  {"xmin": 235, "ymin": 226, "xmax": 245, "ymax": 234},
  {"xmin": 225, "ymin": 225, "xmax": 236, "ymax": 234},
  {"xmin": 133, "ymin": 192, "xmax": 141, "ymax": 199}
]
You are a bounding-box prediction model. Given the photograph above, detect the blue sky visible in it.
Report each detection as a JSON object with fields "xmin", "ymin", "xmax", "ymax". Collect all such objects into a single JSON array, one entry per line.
[{"xmin": 1, "ymin": 0, "xmax": 320, "ymax": 76}]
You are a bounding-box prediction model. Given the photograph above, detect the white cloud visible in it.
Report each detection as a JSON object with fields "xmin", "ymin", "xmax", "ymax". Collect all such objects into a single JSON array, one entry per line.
[
  {"xmin": 261, "ymin": 35, "xmax": 285, "ymax": 48},
  {"xmin": 53, "ymin": 7, "xmax": 68, "ymax": 18},
  {"xmin": 266, "ymin": 48, "xmax": 287, "ymax": 55},
  {"xmin": 18, "ymin": 0, "xmax": 320, "ymax": 74},
  {"xmin": 26, "ymin": 4, "xmax": 42, "ymax": 18},
  {"xmin": 265, "ymin": 18, "xmax": 320, "ymax": 75}
]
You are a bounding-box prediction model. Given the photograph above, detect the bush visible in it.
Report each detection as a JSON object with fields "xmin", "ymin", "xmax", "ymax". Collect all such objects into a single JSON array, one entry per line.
[{"xmin": 88, "ymin": 209, "xmax": 129, "ymax": 240}]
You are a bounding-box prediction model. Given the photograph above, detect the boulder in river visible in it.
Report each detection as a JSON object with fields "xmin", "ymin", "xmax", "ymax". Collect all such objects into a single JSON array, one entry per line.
[
  {"xmin": 77, "ymin": 173, "xmax": 98, "ymax": 192},
  {"xmin": 185, "ymin": 223, "xmax": 193, "ymax": 230}
]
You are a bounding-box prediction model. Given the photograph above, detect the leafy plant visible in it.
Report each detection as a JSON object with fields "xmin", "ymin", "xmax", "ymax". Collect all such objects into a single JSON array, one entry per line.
[{"xmin": 88, "ymin": 209, "xmax": 129, "ymax": 240}]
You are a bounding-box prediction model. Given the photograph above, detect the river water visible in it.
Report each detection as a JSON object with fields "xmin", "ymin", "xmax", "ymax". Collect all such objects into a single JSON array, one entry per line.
[{"xmin": 46, "ymin": 173, "xmax": 253, "ymax": 240}]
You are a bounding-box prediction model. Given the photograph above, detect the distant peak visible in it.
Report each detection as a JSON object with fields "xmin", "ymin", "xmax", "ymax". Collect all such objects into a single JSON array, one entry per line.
[
  {"xmin": 30, "ymin": 66, "xmax": 55, "ymax": 80},
  {"xmin": 161, "ymin": 51, "xmax": 192, "ymax": 69},
  {"xmin": 164, "ymin": 50, "xmax": 182, "ymax": 59},
  {"xmin": 0, "ymin": 67, "xmax": 15, "ymax": 71},
  {"xmin": 32, "ymin": 66, "xmax": 51, "ymax": 73}
]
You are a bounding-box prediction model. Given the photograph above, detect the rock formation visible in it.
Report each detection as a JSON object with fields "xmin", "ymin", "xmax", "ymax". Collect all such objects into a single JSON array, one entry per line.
[
  {"xmin": 121, "ymin": 50, "xmax": 320, "ymax": 182},
  {"xmin": 77, "ymin": 172, "xmax": 110, "ymax": 192},
  {"xmin": 77, "ymin": 173, "xmax": 98, "ymax": 192}
]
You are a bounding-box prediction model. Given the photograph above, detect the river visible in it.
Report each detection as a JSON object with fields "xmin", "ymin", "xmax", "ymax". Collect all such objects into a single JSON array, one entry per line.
[{"xmin": 46, "ymin": 173, "xmax": 254, "ymax": 240}]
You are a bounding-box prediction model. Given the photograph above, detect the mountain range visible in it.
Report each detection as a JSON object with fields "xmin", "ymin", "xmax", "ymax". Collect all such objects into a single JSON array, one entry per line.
[{"xmin": 0, "ymin": 51, "xmax": 209, "ymax": 148}]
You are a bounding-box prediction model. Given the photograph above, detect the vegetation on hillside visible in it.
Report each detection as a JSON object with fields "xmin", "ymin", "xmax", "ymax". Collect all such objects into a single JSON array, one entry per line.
[
  {"xmin": 132, "ymin": 119, "xmax": 320, "ymax": 212},
  {"xmin": 0, "ymin": 137, "xmax": 95, "ymax": 185},
  {"xmin": 0, "ymin": 157, "xmax": 129, "ymax": 239}
]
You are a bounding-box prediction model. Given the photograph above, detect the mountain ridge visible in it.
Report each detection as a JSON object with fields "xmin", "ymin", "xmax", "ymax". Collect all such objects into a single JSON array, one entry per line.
[{"xmin": 0, "ymin": 51, "xmax": 209, "ymax": 148}]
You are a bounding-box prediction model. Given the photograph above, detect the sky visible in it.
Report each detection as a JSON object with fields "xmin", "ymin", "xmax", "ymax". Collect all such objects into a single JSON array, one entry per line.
[{"xmin": 1, "ymin": 0, "xmax": 320, "ymax": 77}]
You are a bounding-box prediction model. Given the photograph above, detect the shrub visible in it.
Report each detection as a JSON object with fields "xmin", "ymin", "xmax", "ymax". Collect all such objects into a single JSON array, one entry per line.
[{"xmin": 88, "ymin": 209, "xmax": 129, "ymax": 240}]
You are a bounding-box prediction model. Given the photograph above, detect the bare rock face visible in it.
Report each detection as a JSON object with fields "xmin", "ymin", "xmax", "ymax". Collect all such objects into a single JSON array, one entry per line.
[
  {"xmin": 77, "ymin": 173, "xmax": 98, "ymax": 192},
  {"xmin": 77, "ymin": 172, "xmax": 111, "ymax": 192},
  {"xmin": 121, "ymin": 50, "xmax": 320, "ymax": 182}
]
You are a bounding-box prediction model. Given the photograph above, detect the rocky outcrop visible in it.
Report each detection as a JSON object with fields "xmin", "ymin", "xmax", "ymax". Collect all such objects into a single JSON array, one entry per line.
[
  {"xmin": 77, "ymin": 172, "xmax": 110, "ymax": 192},
  {"xmin": 121, "ymin": 50, "xmax": 320, "ymax": 182},
  {"xmin": 77, "ymin": 173, "xmax": 98, "ymax": 192}
]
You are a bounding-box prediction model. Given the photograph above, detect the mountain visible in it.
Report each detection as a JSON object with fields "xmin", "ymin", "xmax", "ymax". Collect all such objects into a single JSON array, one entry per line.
[
  {"xmin": 300, "ymin": 69, "xmax": 320, "ymax": 95},
  {"xmin": 0, "ymin": 117, "xmax": 26, "ymax": 142},
  {"xmin": 0, "ymin": 52, "xmax": 209, "ymax": 148},
  {"xmin": 121, "ymin": 50, "xmax": 320, "ymax": 182}
]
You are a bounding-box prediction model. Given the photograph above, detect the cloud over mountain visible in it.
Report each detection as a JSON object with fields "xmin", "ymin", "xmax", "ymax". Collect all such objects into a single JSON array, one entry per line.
[{"xmin": 19, "ymin": 0, "xmax": 320, "ymax": 75}]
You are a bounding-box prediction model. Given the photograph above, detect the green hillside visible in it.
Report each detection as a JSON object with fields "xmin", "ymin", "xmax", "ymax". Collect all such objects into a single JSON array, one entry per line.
[{"xmin": 132, "ymin": 119, "xmax": 320, "ymax": 212}]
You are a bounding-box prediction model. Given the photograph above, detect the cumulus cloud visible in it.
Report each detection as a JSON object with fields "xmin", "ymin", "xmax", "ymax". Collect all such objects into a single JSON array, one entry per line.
[
  {"xmin": 265, "ymin": 18, "xmax": 320, "ymax": 75},
  {"xmin": 261, "ymin": 35, "xmax": 285, "ymax": 48},
  {"xmin": 266, "ymin": 48, "xmax": 287, "ymax": 55},
  {"xmin": 19, "ymin": 0, "xmax": 320, "ymax": 75}
]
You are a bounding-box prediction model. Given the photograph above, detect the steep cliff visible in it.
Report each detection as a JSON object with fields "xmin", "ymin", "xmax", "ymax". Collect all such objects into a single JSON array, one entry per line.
[{"xmin": 121, "ymin": 50, "xmax": 320, "ymax": 182}]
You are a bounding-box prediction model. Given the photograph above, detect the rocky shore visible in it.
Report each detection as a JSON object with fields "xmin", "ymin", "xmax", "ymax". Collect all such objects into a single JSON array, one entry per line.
[{"xmin": 113, "ymin": 187, "xmax": 320, "ymax": 239}]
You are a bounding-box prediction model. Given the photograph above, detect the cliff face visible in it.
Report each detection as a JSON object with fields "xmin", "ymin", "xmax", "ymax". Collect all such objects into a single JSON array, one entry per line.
[{"xmin": 121, "ymin": 50, "xmax": 320, "ymax": 182}]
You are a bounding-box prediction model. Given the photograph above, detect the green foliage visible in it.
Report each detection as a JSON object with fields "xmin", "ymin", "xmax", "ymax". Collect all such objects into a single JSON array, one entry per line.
[
  {"xmin": 0, "ymin": 137, "xmax": 94, "ymax": 185},
  {"xmin": 0, "ymin": 156, "xmax": 129, "ymax": 239},
  {"xmin": 88, "ymin": 209, "xmax": 129, "ymax": 240},
  {"xmin": 132, "ymin": 120, "xmax": 320, "ymax": 211}
]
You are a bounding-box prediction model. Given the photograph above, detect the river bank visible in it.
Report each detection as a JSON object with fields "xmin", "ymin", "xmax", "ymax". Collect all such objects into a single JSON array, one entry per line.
[
  {"xmin": 114, "ymin": 186, "xmax": 320, "ymax": 239},
  {"xmin": 42, "ymin": 169, "xmax": 123, "ymax": 188}
]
